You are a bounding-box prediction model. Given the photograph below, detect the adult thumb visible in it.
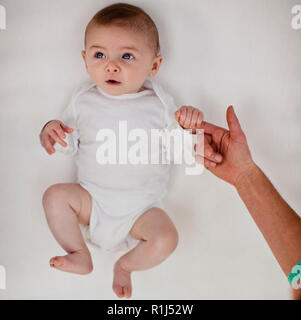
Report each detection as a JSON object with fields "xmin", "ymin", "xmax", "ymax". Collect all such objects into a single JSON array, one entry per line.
[{"xmin": 226, "ymin": 106, "xmax": 244, "ymax": 140}]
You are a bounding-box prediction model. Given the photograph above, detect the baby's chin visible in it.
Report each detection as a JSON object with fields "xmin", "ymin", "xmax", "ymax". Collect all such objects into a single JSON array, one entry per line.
[{"xmin": 95, "ymin": 81, "xmax": 122, "ymax": 96}]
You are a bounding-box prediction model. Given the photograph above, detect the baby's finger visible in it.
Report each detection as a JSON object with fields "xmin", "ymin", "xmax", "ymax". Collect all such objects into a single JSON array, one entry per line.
[
  {"xmin": 174, "ymin": 110, "xmax": 180, "ymax": 122},
  {"xmin": 49, "ymin": 130, "xmax": 67, "ymax": 148},
  {"xmin": 61, "ymin": 123, "xmax": 74, "ymax": 133},
  {"xmin": 190, "ymin": 109, "xmax": 200, "ymax": 129},
  {"xmin": 183, "ymin": 107, "xmax": 193, "ymax": 128},
  {"xmin": 55, "ymin": 124, "xmax": 66, "ymax": 139},
  {"xmin": 196, "ymin": 112, "xmax": 204, "ymax": 129},
  {"xmin": 179, "ymin": 107, "xmax": 187, "ymax": 125},
  {"xmin": 42, "ymin": 135, "xmax": 56, "ymax": 154}
]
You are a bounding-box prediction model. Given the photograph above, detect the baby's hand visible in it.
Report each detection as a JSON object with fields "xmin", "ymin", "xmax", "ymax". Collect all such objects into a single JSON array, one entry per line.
[
  {"xmin": 174, "ymin": 106, "xmax": 203, "ymax": 133},
  {"xmin": 40, "ymin": 120, "xmax": 73, "ymax": 155}
]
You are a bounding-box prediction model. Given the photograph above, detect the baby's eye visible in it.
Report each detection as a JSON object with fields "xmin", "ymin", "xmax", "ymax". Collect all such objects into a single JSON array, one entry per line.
[
  {"xmin": 122, "ymin": 53, "xmax": 134, "ymax": 60},
  {"xmin": 95, "ymin": 52, "xmax": 105, "ymax": 59}
]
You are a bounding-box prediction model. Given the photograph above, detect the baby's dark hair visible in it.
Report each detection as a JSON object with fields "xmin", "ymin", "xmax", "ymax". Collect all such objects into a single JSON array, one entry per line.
[{"xmin": 84, "ymin": 3, "xmax": 161, "ymax": 57}]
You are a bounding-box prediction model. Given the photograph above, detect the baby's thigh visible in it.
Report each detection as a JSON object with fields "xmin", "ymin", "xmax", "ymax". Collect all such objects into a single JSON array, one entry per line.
[
  {"xmin": 43, "ymin": 183, "xmax": 92, "ymax": 226},
  {"xmin": 130, "ymin": 207, "xmax": 178, "ymax": 243}
]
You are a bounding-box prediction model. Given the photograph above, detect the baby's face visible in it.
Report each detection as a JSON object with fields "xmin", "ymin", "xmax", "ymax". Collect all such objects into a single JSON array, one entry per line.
[{"xmin": 82, "ymin": 24, "xmax": 163, "ymax": 95}]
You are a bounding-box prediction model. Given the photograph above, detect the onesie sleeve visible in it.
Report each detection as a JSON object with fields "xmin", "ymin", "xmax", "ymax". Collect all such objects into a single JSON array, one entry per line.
[{"xmin": 54, "ymin": 89, "xmax": 80, "ymax": 156}]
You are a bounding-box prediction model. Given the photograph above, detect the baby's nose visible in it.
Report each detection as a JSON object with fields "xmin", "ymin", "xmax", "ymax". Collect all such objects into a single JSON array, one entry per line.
[{"xmin": 105, "ymin": 62, "xmax": 120, "ymax": 73}]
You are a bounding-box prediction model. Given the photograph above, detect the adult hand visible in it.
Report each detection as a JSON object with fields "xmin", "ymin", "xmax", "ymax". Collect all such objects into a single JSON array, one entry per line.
[{"xmin": 195, "ymin": 106, "xmax": 255, "ymax": 187}]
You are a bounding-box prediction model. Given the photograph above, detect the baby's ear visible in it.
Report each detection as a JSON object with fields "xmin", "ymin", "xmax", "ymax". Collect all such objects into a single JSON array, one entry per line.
[{"xmin": 81, "ymin": 50, "xmax": 88, "ymax": 70}]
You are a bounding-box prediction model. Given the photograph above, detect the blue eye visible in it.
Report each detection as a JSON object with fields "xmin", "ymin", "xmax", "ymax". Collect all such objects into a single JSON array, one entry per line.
[
  {"xmin": 95, "ymin": 52, "xmax": 105, "ymax": 59},
  {"xmin": 122, "ymin": 53, "xmax": 134, "ymax": 60}
]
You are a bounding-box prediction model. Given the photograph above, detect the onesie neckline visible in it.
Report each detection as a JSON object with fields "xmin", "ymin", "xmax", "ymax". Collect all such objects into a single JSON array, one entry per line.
[{"xmin": 96, "ymin": 82, "xmax": 154, "ymax": 100}]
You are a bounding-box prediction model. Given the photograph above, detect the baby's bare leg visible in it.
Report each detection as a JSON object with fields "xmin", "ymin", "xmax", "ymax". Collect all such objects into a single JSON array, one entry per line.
[
  {"xmin": 113, "ymin": 207, "xmax": 178, "ymax": 298},
  {"xmin": 42, "ymin": 183, "xmax": 93, "ymax": 274}
]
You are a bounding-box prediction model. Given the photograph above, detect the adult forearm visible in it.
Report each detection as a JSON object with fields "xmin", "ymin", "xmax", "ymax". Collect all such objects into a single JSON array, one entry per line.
[{"xmin": 235, "ymin": 163, "xmax": 301, "ymax": 276}]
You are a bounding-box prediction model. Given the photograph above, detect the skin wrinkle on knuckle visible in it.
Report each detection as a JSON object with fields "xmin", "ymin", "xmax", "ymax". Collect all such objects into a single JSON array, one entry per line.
[
  {"xmin": 205, "ymin": 147, "xmax": 212, "ymax": 157},
  {"xmin": 193, "ymin": 113, "xmax": 199, "ymax": 127},
  {"xmin": 219, "ymin": 131, "xmax": 230, "ymax": 153}
]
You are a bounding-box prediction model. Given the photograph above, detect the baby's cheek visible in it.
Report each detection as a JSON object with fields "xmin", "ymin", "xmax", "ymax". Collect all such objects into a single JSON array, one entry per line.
[{"xmin": 89, "ymin": 68, "xmax": 103, "ymax": 82}]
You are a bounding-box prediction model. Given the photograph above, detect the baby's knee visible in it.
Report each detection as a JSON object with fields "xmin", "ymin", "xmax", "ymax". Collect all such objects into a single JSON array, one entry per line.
[
  {"xmin": 150, "ymin": 227, "xmax": 179, "ymax": 258},
  {"xmin": 42, "ymin": 183, "xmax": 65, "ymax": 208}
]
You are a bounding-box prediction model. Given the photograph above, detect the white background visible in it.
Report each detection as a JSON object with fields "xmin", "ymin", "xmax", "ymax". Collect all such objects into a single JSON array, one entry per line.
[{"xmin": 0, "ymin": 0, "xmax": 300, "ymax": 299}]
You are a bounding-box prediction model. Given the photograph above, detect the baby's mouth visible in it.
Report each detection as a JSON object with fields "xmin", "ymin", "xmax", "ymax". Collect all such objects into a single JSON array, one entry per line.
[{"xmin": 106, "ymin": 80, "xmax": 121, "ymax": 85}]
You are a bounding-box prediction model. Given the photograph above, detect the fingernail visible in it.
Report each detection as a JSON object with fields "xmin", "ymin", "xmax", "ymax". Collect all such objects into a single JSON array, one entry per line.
[{"xmin": 215, "ymin": 154, "xmax": 223, "ymax": 162}]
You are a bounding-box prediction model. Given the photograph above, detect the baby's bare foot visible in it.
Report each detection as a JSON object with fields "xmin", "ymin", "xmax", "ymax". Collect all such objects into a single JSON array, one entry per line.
[
  {"xmin": 49, "ymin": 249, "xmax": 93, "ymax": 275},
  {"xmin": 113, "ymin": 261, "xmax": 132, "ymax": 298}
]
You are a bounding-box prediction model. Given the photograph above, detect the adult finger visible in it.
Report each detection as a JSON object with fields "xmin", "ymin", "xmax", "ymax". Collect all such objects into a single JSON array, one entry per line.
[
  {"xmin": 204, "ymin": 143, "xmax": 223, "ymax": 163},
  {"xmin": 195, "ymin": 155, "xmax": 217, "ymax": 169},
  {"xmin": 226, "ymin": 106, "xmax": 245, "ymax": 141},
  {"xmin": 199, "ymin": 120, "xmax": 226, "ymax": 135},
  {"xmin": 49, "ymin": 130, "xmax": 67, "ymax": 148},
  {"xmin": 195, "ymin": 133, "xmax": 210, "ymax": 156},
  {"xmin": 194, "ymin": 135, "xmax": 223, "ymax": 163},
  {"xmin": 195, "ymin": 134, "xmax": 223, "ymax": 163}
]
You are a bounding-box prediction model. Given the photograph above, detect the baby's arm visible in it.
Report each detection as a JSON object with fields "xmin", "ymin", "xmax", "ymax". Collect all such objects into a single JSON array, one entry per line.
[{"xmin": 40, "ymin": 93, "xmax": 80, "ymax": 156}]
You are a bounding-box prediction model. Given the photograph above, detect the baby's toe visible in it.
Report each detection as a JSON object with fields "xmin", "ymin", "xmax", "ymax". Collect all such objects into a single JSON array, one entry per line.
[
  {"xmin": 113, "ymin": 285, "xmax": 124, "ymax": 298},
  {"xmin": 124, "ymin": 286, "xmax": 132, "ymax": 299},
  {"xmin": 50, "ymin": 256, "xmax": 64, "ymax": 268}
]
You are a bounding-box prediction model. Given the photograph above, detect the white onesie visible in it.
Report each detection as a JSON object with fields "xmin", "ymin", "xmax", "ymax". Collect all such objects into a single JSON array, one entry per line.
[{"xmin": 55, "ymin": 77, "xmax": 182, "ymax": 252}]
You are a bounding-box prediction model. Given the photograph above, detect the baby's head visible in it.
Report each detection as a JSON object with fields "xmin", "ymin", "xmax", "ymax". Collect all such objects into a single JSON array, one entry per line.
[{"xmin": 81, "ymin": 3, "xmax": 163, "ymax": 96}]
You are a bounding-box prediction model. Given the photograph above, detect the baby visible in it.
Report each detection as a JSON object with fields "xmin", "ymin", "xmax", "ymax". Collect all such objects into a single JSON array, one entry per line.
[{"xmin": 40, "ymin": 3, "xmax": 203, "ymax": 298}]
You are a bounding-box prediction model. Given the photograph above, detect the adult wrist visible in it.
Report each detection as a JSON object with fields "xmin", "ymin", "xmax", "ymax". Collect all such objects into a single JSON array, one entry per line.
[{"xmin": 234, "ymin": 161, "xmax": 260, "ymax": 191}]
